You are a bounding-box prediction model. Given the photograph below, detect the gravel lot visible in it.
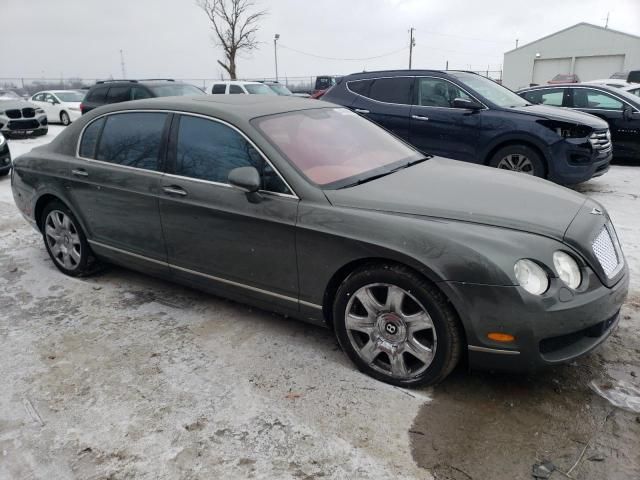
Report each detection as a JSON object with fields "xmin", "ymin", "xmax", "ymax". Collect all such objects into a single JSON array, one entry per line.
[{"xmin": 1, "ymin": 127, "xmax": 639, "ymax": 479}]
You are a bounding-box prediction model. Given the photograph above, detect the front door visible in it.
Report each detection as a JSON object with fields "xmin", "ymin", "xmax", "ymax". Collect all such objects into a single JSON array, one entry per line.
[
  {"xmin": 570, "ymin": 87, "xmax": 640, "ymax": 159},
  {"xmin": 67, "ymin": 111, "xmax": 170, "ymax": 271},
  {"xmin": 159, "ymin": 113, "xmax": 299, "ymax": 308},
  {"xmin": 409, "ymin": 77, "xmax": 481, "ymax": 161}
]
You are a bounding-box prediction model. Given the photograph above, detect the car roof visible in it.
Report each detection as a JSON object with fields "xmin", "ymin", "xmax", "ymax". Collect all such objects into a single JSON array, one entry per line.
[
  {"xmin": 82, "ymin": 95, "xmax": 338, "ymax": 124},
  {"xmin": 341, "ymin": 69, "xmax": 476, "ymax": 80},
  {"xmin": 212, "ymin": 80, "xmax": 264, "ymax": 85}
]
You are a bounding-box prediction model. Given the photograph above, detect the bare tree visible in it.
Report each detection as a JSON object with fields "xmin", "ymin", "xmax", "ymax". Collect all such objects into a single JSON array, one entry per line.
[{"xmin": 196, "ymin": 0, "xmax": 267, "ymax": 80}]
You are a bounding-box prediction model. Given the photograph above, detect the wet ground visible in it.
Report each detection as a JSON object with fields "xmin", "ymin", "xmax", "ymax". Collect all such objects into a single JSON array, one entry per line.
[{"xmin": 1, "ymin": 130, "xmax": 639, "ymax": 479}]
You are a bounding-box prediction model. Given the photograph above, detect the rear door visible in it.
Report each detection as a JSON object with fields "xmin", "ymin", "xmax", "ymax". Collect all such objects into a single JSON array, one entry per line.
[
  {"xmin": 68, "ymin": 111, "xmax": 170, "ymax": 273},
  {"xmin": 570, "ymin": 87, "xmax": 640, "ymax": 158},
  {"xmin": 159, "ymin": 113, "xmax": 299, "ymax": 308},
  {"xmin": 31, "ymin": 93, "xmax": 50, "ymax": 120},
  {"xmin": 348, "ymin": 77, "xmax": 413, "ymax": 140},
  {"xmin": 43, "ymin": 93, "xmax": 61, "ymax": 121},
  {"xmin": 409, "ymin": 76, "xmax": 481, "ymax": 160}
]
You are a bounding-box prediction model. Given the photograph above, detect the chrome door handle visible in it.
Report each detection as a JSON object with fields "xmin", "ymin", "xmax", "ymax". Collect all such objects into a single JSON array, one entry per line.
[
  {"xmin": 162, "ymin": 186, "xmax": 187, "ymax": 196},
  {"xmin": 411, "ymin": 115, "xmax": 429, "ymax": 121},
  {"xmin": 71, "ymin": 169, "xmax": 88, "ymax": 177},
  {"xmin": 354, "ymin": 109, "xmax": 370, "ymax": 114}
]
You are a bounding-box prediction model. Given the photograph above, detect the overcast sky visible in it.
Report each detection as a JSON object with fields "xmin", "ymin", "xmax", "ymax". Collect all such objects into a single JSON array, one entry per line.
[{"xmin": 1, "ymin": 0, "xmax": 639, "ymax": 82}]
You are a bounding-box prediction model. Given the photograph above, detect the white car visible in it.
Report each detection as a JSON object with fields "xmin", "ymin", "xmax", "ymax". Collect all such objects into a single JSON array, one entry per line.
[
  {"xmin": 209, "ymin": 81, "xmax": 277, "ymax": 95},
  {"xmin": 30, "ymin": 90, "xmax": 85, "ymax": 125},
  {"xmin": 583, "ymin": 79, "xmax": 632, "ymax": 89},
  {"xmin": 624, "ymin": 84, "xmax": 640, "ymax": 97}
]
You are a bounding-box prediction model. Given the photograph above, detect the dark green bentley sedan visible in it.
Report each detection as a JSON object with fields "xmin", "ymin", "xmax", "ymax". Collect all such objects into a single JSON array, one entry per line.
[{"xmin": 11, "ymin": 95, "xmax": 629, "ymax": 387}]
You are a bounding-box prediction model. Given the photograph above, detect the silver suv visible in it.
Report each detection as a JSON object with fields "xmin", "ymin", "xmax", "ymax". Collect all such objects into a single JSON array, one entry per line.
[{"xmin": 0, "ymin": 90, "xmax": 48, "ymax": 137}]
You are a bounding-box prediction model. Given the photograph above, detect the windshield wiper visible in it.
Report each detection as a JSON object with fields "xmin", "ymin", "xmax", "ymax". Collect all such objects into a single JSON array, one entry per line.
[{"xmin": 340, "ymin": 156, "xmax": 432, "ymax": 188}]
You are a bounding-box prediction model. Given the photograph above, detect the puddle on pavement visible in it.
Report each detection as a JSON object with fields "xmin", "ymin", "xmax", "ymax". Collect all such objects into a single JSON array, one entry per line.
[{"xmin": 410, "ymin": 360, "xmax": 640, "ymax": 479}]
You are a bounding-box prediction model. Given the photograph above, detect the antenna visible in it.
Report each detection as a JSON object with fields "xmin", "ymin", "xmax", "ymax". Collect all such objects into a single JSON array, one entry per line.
[{"xmin": 120, "ymin": 49, "xmax": 127, "ymax": 79}]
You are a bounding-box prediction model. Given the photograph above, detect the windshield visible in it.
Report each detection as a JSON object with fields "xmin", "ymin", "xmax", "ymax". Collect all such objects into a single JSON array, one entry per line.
[
  {"xmin": 245, "ymin": 84, "xmax": 276, "ymax": 95},
  {"xmin": 268, "ymin": 84, "xmax": 292, "ymax": 96},
  {"xmin": 450, "ymin": 72, "xmax": 529, "ymax": 108},
  {"xmin": 149, "ymin": 84, "xmax": 204, "ymax": 97},
  {"xmin": 253, "ymin": 108, "xmax": 423, "ymax": 188},
  {"xmin": 54, "ymin": 91, "xmax": 85, "ymax": 102},
  {"xmin": 0, "ymin": 90, "xmax": 21, "ymax": 101}
]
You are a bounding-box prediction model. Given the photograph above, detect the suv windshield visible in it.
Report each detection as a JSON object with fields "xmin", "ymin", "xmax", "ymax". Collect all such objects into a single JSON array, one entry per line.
[
  {"xmin": 148, "ymin": 84, "xmax": 204, "ymax": 97},
  {"xmin": 0, "ymin": 90, "xmax": 21, "ymax": 101},
  {"xmin": 55, "ymin": 91, "xmax": 85, "ymax": 102},
  {"xmin": 245, "ymin": 84, "xmax": 276, "ymax": 95},
  {"xmin": 450, "ymin": 72, "xmax": 529, "ymax": 108},
  {"xmin": 253, "ymin": 108, "xmax": 423, "ymax": 188}
]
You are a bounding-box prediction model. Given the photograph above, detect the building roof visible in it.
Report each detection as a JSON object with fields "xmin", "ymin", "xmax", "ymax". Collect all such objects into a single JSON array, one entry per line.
[{"xmin": 505, "ymin": 22, "xmax": 640, "ymax": 55}]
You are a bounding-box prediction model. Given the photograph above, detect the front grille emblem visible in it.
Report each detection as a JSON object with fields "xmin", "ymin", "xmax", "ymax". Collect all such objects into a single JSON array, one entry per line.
[{"xmin": 590, "ymin": 208, "xmax": 603, "ymax": 215}]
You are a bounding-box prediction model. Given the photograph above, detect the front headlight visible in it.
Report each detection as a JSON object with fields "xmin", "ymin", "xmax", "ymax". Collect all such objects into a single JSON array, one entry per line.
[
  {"xmin": 514, "ymin": 259, "xmax": 549, "ymax": 295},
  {"xmin": 36, "ymin": 108, "xmax": 45, "ymax": 114},
  {"xmin": 0, "ymin": 134, "xmax": 5, "ymax": 147},
  {"xmin": 553, "ymin": 251, "xmax": 582, "ymax": 289}
]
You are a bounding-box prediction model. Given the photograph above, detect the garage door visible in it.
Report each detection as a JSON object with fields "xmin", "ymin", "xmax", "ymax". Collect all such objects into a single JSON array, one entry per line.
[
  {"xmin": 532, "ymin": 58, "xmax": 572, "ymax": 85},
  {"xmin": 574, "ymin": 55, "xmax": 625, "ymax": 81}
]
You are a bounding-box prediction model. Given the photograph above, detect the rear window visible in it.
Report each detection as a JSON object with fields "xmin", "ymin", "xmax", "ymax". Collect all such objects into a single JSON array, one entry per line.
[
  {"xmin": 628, "ymin": 71, "xmax": 640, "ymax": 83},
  {"xmin": 212, "ymin": 84, "xmax": 227, "ymax": 94},
  {"xmin": 96, "ymin": 112, "xmax": 168, "ymax": 170},
  {"xmin": 86, "ymin": 86, "xmax": 108, "ymax": 103},
  {"xmin": 347, "ymin": 80, "xmax": 373, "ymax": 96},
  {"xmin": 148, "ymin": 84, "xmax": 204, "ymax": 97},
  {"xmin": 253, "ymin": 108, "xmax": 421, "ymax": 188},
  {"xmin": 367, "ymin": 77, "xmax": 412, "ymax": 104},
  {"xmin": 78, "ymin": 117, "xmax": 105, "ymax": 158}
]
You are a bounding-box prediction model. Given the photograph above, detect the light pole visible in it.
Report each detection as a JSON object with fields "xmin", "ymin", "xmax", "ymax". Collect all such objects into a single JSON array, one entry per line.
[{"xmin": 274, "ymin": 34, "xmax": 280, "ymax": 82}]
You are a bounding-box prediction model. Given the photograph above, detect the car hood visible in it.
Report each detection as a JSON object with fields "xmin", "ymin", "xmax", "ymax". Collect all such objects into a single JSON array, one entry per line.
[
  {"xmin": 508, "ymin": 104, "xmax": 608, "ymax": 129},
  {"xmin": 0, "ymin": 99, "xmax": 37, "ymax": 109},
  {"xmin": 324, "ymin": 158, "xmax": 587, "ymax": 240}
]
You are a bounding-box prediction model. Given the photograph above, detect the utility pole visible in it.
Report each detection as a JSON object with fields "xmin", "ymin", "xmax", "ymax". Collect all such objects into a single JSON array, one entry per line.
[
  {"xmin": 605, "ymin": 12, "xmax": 610, "ymax": 28},
  {"xmin": 120, "ymin": 49, "xmax": 126, "ymax": 79},
  {"xmin": 445, "ymin": 60, "xmax": 449, "ymax": 70},
  {"xmin": 274, "ymin": 34, "xmax": 280, "ymax": 81},
  {"xmin": 515, "ymin": 38, "xmax": 519, "ymax": 48},
  {"xmin": 408, "ymin": 27, "xmax": 415, "ymax": 69}
]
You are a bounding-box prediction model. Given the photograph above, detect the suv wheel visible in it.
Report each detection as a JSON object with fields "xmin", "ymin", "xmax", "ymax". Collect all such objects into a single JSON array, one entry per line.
[
  {"xmin": 333, "ymin": 264, "xmax": 462, "ymax": 387},
  {"xmin": 489, "ymin": 145, "xmax": 545, "ymax": 178}
]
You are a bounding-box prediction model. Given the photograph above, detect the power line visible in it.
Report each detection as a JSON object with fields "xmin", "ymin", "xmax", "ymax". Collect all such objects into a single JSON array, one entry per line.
[{"xmin": 278, "ymin": 44, "xmax": 408, "ymax": 61}]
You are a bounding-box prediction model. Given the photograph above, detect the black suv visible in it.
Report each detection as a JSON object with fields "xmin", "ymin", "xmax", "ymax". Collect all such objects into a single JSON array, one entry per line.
[
  {"xmin": 322, "ymin": 70, "xmax": 612, "ymax": 184},
  {"xmin": 81, "ymin": 79, "xmax": 204, "ymax": 115}
]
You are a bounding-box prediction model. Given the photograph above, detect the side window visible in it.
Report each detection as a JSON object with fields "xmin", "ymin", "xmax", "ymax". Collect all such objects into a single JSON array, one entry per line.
[
  {"xmin": 229, "ymin": 84, "xmax": 244, "ymax": 94},
  {"xmin": 132, "ymin": 87, "xmax": 152, "ymax": 100},
  {"xmin": 523, "ymin": 89, "xmax": 565, "ymax": 106},
  {"xmin": 78, "ymin": 117, "xmax": 105, "ymax": 159},
  {"xmin": 106, "ymin": 86, "xmax": 132, "ymax": 103},
  {"xmin": 33, "ymin": 93, "xmax": 44, "ymax": 101},
  {"xmin": 175, "ymin": 115, "xmax": 291, "ymax": 194},
  {"xmin": 367, "ymin": 77, "xmax": 412, "ymax": 104},
  {"xmin": 96, "ymin": 113, "xmax": 167, "ymax": 170},
  {"xmin": 417, "ymin": 78, "xmax": 470, "ymax": 108},
  {"xmin": 212, "ymin": 84, "xmax": 227, "ymax": 94},
  {"xmin": 44, "ymin": 93, "xmax": 56, "ymax": 103},
  {"xmin": 347, "ymin": 80, "xmax": 372, "ymax": 96},
  {"xmin": 86, "ymin": 86, "xmax": 108, "ymax": 103},
  {"xmin": 573, "ymin": 89, "xmax": 623, "ymax": 110}
]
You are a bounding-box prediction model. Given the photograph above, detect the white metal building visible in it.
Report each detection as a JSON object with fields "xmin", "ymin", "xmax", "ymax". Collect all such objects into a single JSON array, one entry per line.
[{"xmin": 503, "ymin": 23, "xmax": 640, "ymax": 90}]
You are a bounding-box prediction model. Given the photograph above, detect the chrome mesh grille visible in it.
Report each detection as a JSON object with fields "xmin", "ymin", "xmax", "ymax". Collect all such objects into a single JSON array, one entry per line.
[{"xmin": 592, "ymin": 226, "xmax": 619, "ymax": 278}]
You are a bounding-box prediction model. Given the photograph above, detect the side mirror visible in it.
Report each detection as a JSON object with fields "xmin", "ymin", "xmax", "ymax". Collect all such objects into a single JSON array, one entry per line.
[
  {"xmin": 228, "ymin": 166, "xmax": 262, "ymax": 203},
  {"xmin": 452, "ymin": 97, "xmax": 483, "ymax": 110},
  {"xmin": 623, "ymin": 106, "xmax": 634, "ymax": 120}
]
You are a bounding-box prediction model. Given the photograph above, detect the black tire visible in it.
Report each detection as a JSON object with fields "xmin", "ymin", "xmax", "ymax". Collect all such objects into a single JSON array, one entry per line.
[
  {"xmin": 0, "ymin": 169, "xmax": 9, "ymax": 177},
  {"xmin": 333, "ymin": 263, "xmax": 462, "ymax": 387},
  {"xmin": 60, "ymin": 111, "xmax": 71, "ymax": 126},
  {"xmin": 41, "ymin": 200, "xmax": 96, "ymax": 277},
  {"xmin": 488, "ymin": 144, "xmax": 546, "ymax": 178}
]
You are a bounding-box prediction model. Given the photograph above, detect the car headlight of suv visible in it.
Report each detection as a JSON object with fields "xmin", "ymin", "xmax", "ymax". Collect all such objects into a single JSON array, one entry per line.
[
  {"xmin": 0, "ymin": 134, "xmax": 5, "ymax": 147},
  {"xmin": 553, "ymin": 251, "xmax": 582, "ymax": 289},
  {"xmin": 36, "ymin": 108, "xmax": 45, "ymax": 114},
  {"xmin": 514, "ymin": 259, "xmax": 549, "ymax": 295}
]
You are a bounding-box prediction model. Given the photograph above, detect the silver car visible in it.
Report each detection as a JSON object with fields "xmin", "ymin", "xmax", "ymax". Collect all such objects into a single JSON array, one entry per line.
[{"xmin": 0, "ymin": 90, "xmax": 48, "ymax": 137}]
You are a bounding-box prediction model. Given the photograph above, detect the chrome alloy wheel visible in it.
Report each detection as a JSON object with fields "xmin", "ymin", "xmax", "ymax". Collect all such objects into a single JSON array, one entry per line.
[
  {"xmin": 496, "ymin": 153, "xmax": 534, "ymax": 174},
  {"xmin": 345, "ymin": 283, "xmax": 437, "ymax": 380},
  {"xmin": 45, "ymin": 210, "xmax": 82, "ymax": 270}
]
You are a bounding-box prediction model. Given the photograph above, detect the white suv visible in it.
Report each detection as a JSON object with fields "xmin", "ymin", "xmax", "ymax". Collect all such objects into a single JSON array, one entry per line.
[{"xmin": 209, "ymin": 81, "xmax": 276, "ymax": 95}]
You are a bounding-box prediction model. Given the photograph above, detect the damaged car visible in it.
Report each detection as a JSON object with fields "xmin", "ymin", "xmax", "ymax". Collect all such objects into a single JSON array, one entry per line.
[
  {"xmin": 11, "ymin": 96, "xmax": 628, "ymax": 387},
  {"xmin": 322, "ymin": 70, "xmax": 612, "ymax": 184}
]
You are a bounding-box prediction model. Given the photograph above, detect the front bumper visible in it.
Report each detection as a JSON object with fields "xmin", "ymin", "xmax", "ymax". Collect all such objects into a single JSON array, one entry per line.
[
  {"xmin": 0, "ymin": 114, "xmax": 48, "ymax": 137},
  {"xmin": 444, "ymin": 264, "xmax": 629, "ymax": 373},
  {"xmin": 546, "ymin": 134, "xmax": 612, "ymax": 185}
]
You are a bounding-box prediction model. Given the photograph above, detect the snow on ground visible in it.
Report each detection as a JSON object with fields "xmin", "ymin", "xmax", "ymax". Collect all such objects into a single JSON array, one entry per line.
[{"xmin": 0, "ymin": 128, "xmax": 638, "ymax": 479}]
